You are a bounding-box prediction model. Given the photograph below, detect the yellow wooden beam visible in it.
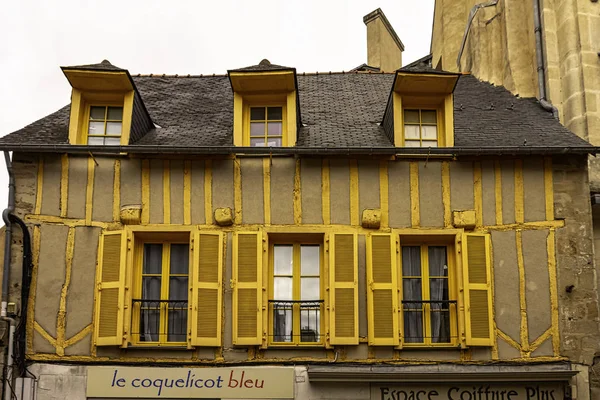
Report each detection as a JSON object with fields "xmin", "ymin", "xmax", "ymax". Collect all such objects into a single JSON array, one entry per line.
[
  {"xmin": 494, "ymin": 160, "xmax": 503, "ymax": 226},
  {"xmin": 204, "ymin": 160, "xmax": 213, "ymax": 224},
  {"xmin": 321, "ymin": 159, "xmax": 330, "ymax": 225},
  {"xmin": 497, "ymin": 329, "xmax": 521, "ymax": 351},
  {"xmin": 473, "ymin": 162, "xmax": 483, "ymax": 227},
  {"xmin": 409, "ymin": 162, "xmax": 420, "ymax": 227},
  {"xmin": 141, "ymin": 159, "xmax": 150, "ymax": 225},
  {"xmin": 184, "ymin": 161, "xmax": 191, "ymax": 225},
  {"xmin": 442, "ymin": 161, "xmax": 451, "ymax": 228},
  {"xmin": 379, "ymin": 161, "xmax": 389, "ymax": 229},
  {"xmin": 56, "ymin": 227, "xmax": 75, "ymax": 356},
  {"xmin": 514, "ymin": 159, "xmax": 524, "ymax": 223},
  {"xmin": 26, "ymin": 226, "xmax": 41, "ymax": 354},
  {"xmin": 350, "ymin": 160, "xmax": 359, "ymax": 226},
  {"xmin": 34, "ymin": 322, "xmax": 57, "ymax": 348},
  {"xmin": 234, "ymin": 158, "xmax": 242, "ymax": 224},
  {"xmin": 60, "ymin": 154, "xmax": 69, "ymax": 217},
  {"xmin": 547, "ymin": 229, "xmax": 560, "ymax": 356},
  {"xmin": 516, "ymin": 230, "xmax": 530, "ymax": 357},
  {"xmin": 35, "ymin": 157, "xmax": 44, "ymax": 215},
  {"xmin": 112, "ymin": 159, "xmax": 121, "ymax": 222},
  {"xmin": 163, "ymin": 160, "xmax": 170, "ymax": 224},
  {"xmin": 263, "ymin": 158, "xmax": 271, "ymax": 225},
  {"xmin": 85, "ymin": 157, "xmax": 95, "ymax": 225},
  {"xmin": 293, "ymin": 158, "xmax": 302, "ymax": 225},
  {"xmin": 65, "ymin": 324, "xmax": 92, "ymax": 348},
  {"xmin": 530, "ymin": 327, "xmax": 553, "ymax": 352},
  {"xmin": 544, "ymin": 157, "xmax": 554, "ymax": 221}
]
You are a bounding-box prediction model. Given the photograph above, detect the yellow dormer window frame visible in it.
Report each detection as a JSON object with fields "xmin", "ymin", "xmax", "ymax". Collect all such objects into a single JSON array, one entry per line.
[{"xmin": 245, "ymin": 104, "xmax": 288, "ymax": 147}]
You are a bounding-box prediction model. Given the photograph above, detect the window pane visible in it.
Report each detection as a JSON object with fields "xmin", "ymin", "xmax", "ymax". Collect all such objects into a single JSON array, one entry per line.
[
  {"xmin": 428, "ymin": 246, "xmax": 447, "ymax": 276},
  {"xmin": 421, "ymin": 110, "xmax": 437, "ymax": 124},
  {"xmin": 274, "ymin": 277, "xmax": 293, "ymax": 300},
  {"xmin": 106, "ymin": 122, "xmax": 122, "ymax": 135},
  {"xmin": 422, "ymin": 125, "xmax": 438, "ymax": 140},
  {"xmin": 301, "ymin": 277, "xmax": 320, "ymax": 300},
  {"xmin": 403, "ymin": 279, "xmax": 422, "ymax": 301},
  {"xmin": 404, "ymin": 125, "xmax": 420, "ymax": 140},
  {"xmin": 140, "ymin": 308, "xmax": 160, "ymax": 342},
  {"xmin": 90, "ymin": 106, "xmax": 105, "ymax": 120},
  {"xmin": 170, "ymin": 244, "xmax": 189, "ymax": 274},
  {"xmin": 250, "ymin": 122, "xmax": 265, "ymax": 137},
  {"xmin": 404, "ymin": 311, "xmax": 424, "ymax": 343},
  {"xmin": 404, "ymin": 110, "xmax": 419, "ymax": 123},
  {"xmin": 422, "ymin": 140, "xmax": 438, "ymax": 148},
  {"xmin": 105, "ymin": 137, "xmax": 121, "ymax": 146},
  {"xmin": 274, "ymin": 245, "xmax": 293, "ymax": 275},
  {"xmin": 250, "ymin": 107, "xmax": 265, "ymax": 120},
  {"xmin": 142, "ymin": 277, "xmax": 161, "ymax": 300},
  {"xmin": 300, "ymin": 306, "xmax": 320, "ymax": 343},
  {"xmin": 167, "ymin": 308, "xmax": 187, "ymax": 342},
  {"xmin": 405, "ymin": 140, "xmax": 421, "ymax": 148},
  {"xmin": 266, "ymin": 138, "xmax": 282, "ymax": 147},
  {"xmin": 429, "ymin": 278, "xmax": 449, "ymax": 302},
  {"xmin": 267, "ymin": 122, "xmax": 282, "ymax": 136},
  {"xmin": 300, "ymin": 245, "xmax": 320, "ymax": 275},
  {"xmin": 267, "ymin": 107, "xmax": 282, "ymax": 120},
  {"xmin": 273, "ymin": 303, "xmax": 293, "ymax": 342},
  {"xmin": 88, "ymin": 121, "xmax": 105, "ymax": 135},
  {"xmin": 169, "ymin": 277, "xmax": 189, "ymax": 301},
  {"xmin": 143, "ymin": 244, "xmax": 163, "ymax": 274},
  {"xmin": 402, "ymin": 246, "xmax": 421, "ymax": 276},
  {"xmin": 250, "ymin": 138, "xmax": 265, "ymax": 147},
  {"xmin": 87, "ymin": 136, "xmax": 104, "ymax": 146},
  {"xmin": 107, "ymin": 106, "xmax": 123, "ymax": 120},
  {"xmin": 431, "ymin": 310, "xmax": 451, "ymax": 343}
]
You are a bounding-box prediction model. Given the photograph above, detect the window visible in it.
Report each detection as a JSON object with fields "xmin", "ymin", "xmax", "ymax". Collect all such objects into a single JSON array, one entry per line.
[
  {"xmin": 93, "ymin": 229, "xmax": 223, "ymax": 348},
  {"xmin": 401, "ymin": 244, "xmax": 455, "ymax": 345},
  {"xmin": 403, "ymin": 109, "xmax": 438, "ymax": 147},
  {"xmin": 270, "ymin": 242, "xmax": 323, "ymax": 345},
  {"xmin": 249, "ymin": 106, "xmax": 284, "ymax": 147},
  {"xmin": 133, "ymin": 242, "xmax": 189, "ymax": 345},
  {"xmin": 87, "ymin": 106, "xmax": 123, "ymax": 145}
]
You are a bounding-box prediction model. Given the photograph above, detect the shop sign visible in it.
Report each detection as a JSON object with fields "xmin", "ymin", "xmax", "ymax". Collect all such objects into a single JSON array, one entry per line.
[
  {"xmin": 87, "ymin": 366, "xmax": 294, "ymax": 398},
  {"xmin": 371, "ymin": 383, "xmax": 564, "ymax": 400}
]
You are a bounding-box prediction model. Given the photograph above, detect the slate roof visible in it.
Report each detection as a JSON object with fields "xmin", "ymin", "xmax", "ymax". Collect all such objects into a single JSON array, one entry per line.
[
  {"xmin": 61, "ymin": 59, "xmax": 126, "ymax": 72},
  {"xmin": 0, "ymin": 67, "xmax": 592, "ymax": 152},
  {"xmin": 229, "ymin": 59, "xmax": 294, "ymax": 73}
]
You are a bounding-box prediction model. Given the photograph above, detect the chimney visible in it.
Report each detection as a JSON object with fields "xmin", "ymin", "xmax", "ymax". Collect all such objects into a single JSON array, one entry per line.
[{"xmin": 363, "ymin": 8, "xmax": 404, "ymax": 72}]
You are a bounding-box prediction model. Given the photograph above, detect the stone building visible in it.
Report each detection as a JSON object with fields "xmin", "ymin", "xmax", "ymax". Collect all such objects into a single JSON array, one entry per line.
[{"xmin": 0, "ymin": 8, "xmax": 597, "ymax": 400}]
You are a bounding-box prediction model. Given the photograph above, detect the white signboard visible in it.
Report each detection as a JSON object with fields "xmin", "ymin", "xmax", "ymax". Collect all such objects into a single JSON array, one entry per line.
[{"xmin": 371, "ymin": 383, "xmax": 564, "ymax": 400}]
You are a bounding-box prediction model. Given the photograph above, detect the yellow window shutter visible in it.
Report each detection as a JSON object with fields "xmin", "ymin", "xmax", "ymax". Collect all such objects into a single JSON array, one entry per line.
[
  {"xmin": 463, "ymin": 233, "xmax": 494, "ymax": 346},
  {"xmin": 329, "ymin": 232, "xmax": 358, "ymax": 345},
  {"xmin": 367, "ymin": 233, "xmax": 399, "ymax": 346},
  {"xmin": 94, "ymin": 230, "xmax": 126, "ymax": 346},
  {"xmin": 232, "ymin": 231, "xmax": 263, "ymax": 346},
  {"xmin": 190, "ymin": 231, "xmax": 223, "ymax": 347}
]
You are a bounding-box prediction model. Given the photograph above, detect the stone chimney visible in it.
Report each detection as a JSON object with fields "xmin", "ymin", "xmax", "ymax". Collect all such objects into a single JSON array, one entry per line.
[{"xmin": 363, "ymin": 8, "xmax": 404, "ymax": 72}]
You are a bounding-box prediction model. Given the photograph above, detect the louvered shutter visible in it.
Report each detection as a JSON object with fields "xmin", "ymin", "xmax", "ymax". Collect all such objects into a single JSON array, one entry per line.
[
  {"xmin": 94, "ymin": 230, "xmax": 126, "ymax": 346},
  {"xmin": 463, "ymin": 233, "xmax": 494, "ymax": 346},
  {"xmin": 232, "ymin": 231, "xmax": 263, "ymax": 345},
  {"xmin": 190, "ymin": 231, "xmax": 223, "ymax": 346},
  {"xmin": 329, "ymin": 232, "xmax": 358, "ymax": 345},
  {"xmin": 367, "ymin": 233, "xmax": 399, "ymax": 346}
]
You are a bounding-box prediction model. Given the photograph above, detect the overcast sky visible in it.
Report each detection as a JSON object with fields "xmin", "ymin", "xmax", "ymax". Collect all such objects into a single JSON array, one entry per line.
[{"xmin": 0, "ymin": 0, "xmax": 434, "ymax": 212}]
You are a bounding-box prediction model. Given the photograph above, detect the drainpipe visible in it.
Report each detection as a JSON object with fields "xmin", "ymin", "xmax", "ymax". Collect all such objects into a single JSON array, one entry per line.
[
  {"xmin": 456, "ymin": 0, "xmax": 499, "ymax": 72},
  {"xmin": 533, "ymin": 0, "xmax": 559, "ymax": 119},
  {"xmin": 1, "ymin": 151, "xmax": 16, "ymax": 400}
]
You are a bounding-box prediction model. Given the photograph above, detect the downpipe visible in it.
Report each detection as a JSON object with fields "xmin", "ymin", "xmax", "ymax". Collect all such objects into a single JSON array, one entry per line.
[
  {"xmin": 533, "ymin": 0, "xmax": 559, "ymax": 120},
  {"xmin": 2, "ymin": 151, "xmax": 16, "ymax": 400}
]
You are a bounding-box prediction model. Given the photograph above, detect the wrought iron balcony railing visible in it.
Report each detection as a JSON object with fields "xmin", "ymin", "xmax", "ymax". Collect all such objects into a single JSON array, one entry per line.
[
  {"xmin": 269, "ymin": 300, "xmax": 324, "ymax": 343},
  {"xmin": 132, "ymin": 299, "xmax": 188, "ymax": 343},
  {"xmin": 401, "ymin": 299, "xmax": 457, "ymax": 343}
]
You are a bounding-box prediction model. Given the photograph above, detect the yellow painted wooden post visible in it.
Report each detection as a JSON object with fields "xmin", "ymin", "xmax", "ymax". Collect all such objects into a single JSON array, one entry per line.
[
  {"xmin": 190, "ymin": 231, "xmax": 223, "ymax": 346},
  {"xmin": 462, "ymin": 233, "xmax": 494, "ymax": 346},
  {"xmin": 367, "ymin": 233, "xmax": 399, "ymax": 346},
  {"xmin": 329, "ymin": 232, "xmax": 358, "ymax": 345},
  {"xmin": 232, "ymin": 231, "xmax": 263, "ymax": 345},
  {"xmin": 93, "ymin": 230, "xmax": 127, "ymax": 346}
]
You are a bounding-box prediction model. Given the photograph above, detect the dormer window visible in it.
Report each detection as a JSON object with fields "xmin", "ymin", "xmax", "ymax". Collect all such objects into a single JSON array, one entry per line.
[
  {"xmin": 404, "ymin": 109, "xmax": 438, "ymax": 147},
  {"xmin": 88, "ymin": 106, "xmax": 123, "ymax": 145},
  {"xmin": 249, "ymin": 106, "xmax": 284, "ymax": 147}
]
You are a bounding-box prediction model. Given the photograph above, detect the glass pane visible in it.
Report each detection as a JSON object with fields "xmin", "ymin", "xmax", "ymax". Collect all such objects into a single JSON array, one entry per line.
[
  {"xmin": 273, "ymin": 304, "xmax": 293, "ymax": 342},
  {"xmin": 169, "ymin": 277, "xmax": 189, "ymax": 301},
  {"xmin": 402, "ymin": 246, "xmax": 421, "ymax": 276},
  {"xmin": 90, "ymin": 106, "xmax": 105, "ymax": 120},
  {"xmin": 421, "ymin": 110, "xmax": 437, "ymax": 124},
  {"xmin": 405, "ymin": 140, "xmax": 421, "ymax": 148},
  {"xmin": 88, "ymin": 121, "xmax": 105, "ymax": 135},
  {"xmin": 267, "ymin": 107, "xmax": 282, "ymax": 120},
  {"xmin": 274, "ymin": 277, "xmax": 293, "ymax": 300},
  {"xmin": 140, "ymin": 308, "xmax": 159, "ymax": 342},
  {"xmin": 429, "ymin": 278, "xmax": 449, "ymax": 303},
  {"xmin": 105, "ymin": 137, "xmax": 121, "ymax": 146},
  {"xmin": 167, "ymin": 309, "xmax": 187, "ymax": 342},
  {"xmin": 300, "ymin": 245, "xmax": 320, "ymax": 275},
  {"xmin": 107, "ymin": 106, "xmax": 123, "ymax": 120},
  {"xmin": 106, "ymin": 122, "xmax": 122, "ymax": 135},
  {"xmin": 250, "ymin": 122, "xmax": 265, "ymax": 137},
  {"xmin": 170, "ymin": 244, "xmax": 189, "ymax": 274},
  {"xmin": 266, "ymin": 138, "xmax": 282, "ymax": 147},
  {"xmin": 250, "ymin": 107, "xmax": 265, "ymax": 120},
  {"xmin": 428, "ymin": 246, "xmax": 448, "ymax": 277},
  {"xmin": 142, "ymin": 276, "xmax": 161, "ymax": 300},
  {"xmin": 87, "ymin": 136, "xmax": 104, "ymax": 146},
  {"xmin": 404, "ymin": 311, "xmax": 423, "ymax": 343},
  {"xmin": 422, "ymin": 140, "xmax": 438, "ymax": 148},
  {"xmin": 403, "ymin": 278, "xmax": 422, "ymax": 302},
  {"xmin": 404, "ymin": 125, "xmax": 420, "ymax": 140},
  {"xmin": 143, "ymin": 244, "xmax": 163, "ymax": 274},
  {"xmin": 404, "ymin": 110, "xmax": 419, "ymax": 124},
  {"xmin": 431, "ymin": 310, "xmax": 450, "ymax": 343},
  {"xmin": 300, "ymin": 306, "xmax": 320, "ymax": 342},
  {"xmin": 274, "ymin": 245, "xmax": 293, "ymax": 275},
  {"xmin": 301, "ymin": 277, "xmax": 320, "ymax": 300},
  {"xmin": 250, "ymin": 138, "xmax": 265, "ymax": 147},
  {"xmin": 267, "ymin": 122, "xmax": 282, "ymax": 136},
  {"xmin": 422, "ymin": 125, "xmax": 438, "ymax": 140}
]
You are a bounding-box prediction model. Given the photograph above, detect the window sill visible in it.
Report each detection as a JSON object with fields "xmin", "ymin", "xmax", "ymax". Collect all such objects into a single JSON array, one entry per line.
[{"xmin": 126, "ymin": 345, "xmax": 193, "ymax": 350}]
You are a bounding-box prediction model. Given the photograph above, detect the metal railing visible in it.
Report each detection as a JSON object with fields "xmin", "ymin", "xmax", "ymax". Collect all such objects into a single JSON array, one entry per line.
[
  {"xmin": 132, "ymin": 299, "xmax": 188, "ymax": 343},
  {"xmin": 401, "ymin": 300, "xmax": 457, "ymax": 343},
  {"xmin": 269, "ymin": 300, "xmax": 323, "ymax": 343}
]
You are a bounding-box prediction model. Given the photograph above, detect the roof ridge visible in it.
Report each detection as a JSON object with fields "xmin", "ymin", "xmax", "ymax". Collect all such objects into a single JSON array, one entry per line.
[{"xmin": 132, "ymin": 70, "xmax": 396, "ymax": 78}]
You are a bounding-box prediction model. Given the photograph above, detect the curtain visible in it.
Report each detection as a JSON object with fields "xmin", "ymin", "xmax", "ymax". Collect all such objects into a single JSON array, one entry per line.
[
  {"xmin": 402, "ymin": 246, "xmax": 423, "ymax": 343},
  {"xmin": 142, "ymin": 244, "xmax": 162, "ymax": 342},
  {"xmin": 428, "ymin": 246, "xmax": 450, "ymax": 343}
]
